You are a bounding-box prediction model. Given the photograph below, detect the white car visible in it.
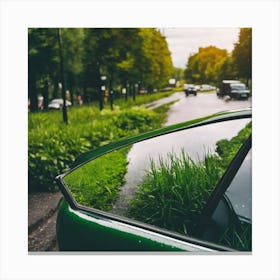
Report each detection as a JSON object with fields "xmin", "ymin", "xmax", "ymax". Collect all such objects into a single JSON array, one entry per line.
[{"xmin": 48, "ymin": 99, "xmax": 72, "ymax": 109}]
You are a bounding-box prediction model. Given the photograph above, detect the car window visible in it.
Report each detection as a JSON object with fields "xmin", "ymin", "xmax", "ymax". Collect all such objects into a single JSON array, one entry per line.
[
  {"xmin": 202, "ymin": 149, "xmax": 252, "ymax": 251},
  {"xmin": 225, "ymin": 149, "xmax": 252, "ymax": 221},
  {"xmin": 231, "ymin": 84, "xmax": 246, "ymax": 90},
  {"xmin": 63, "ymin": 119, "xmax": 252, "ymax": 249}
]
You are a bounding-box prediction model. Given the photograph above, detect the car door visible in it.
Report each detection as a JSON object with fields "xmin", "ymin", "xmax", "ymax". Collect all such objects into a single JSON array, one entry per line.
[{"xmin": 56, "ymin": 110, "xmax": 252, "ymax": 252}]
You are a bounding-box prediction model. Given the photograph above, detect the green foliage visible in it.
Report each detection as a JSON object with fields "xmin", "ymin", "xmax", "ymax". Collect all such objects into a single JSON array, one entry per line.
[
  {"xmin": 184, "ymin": 46, "xmax": 228, "ymax": 85},
  {"xmin": 82, "ymin": 28, "xmax": 172, "ymax": 95},
  {"xmin": 127, "ymin": 151, "xmax": 221, "ymax": 235},
  {"xmin": 28, "ymin": 99, "xmax": 170, "ymax": 192},
  {"xmin": 64, "ymin": 147, "xmax": 129, "ymax": 211},
  {"xmin": 29, "ymin": 28, "xmax": 174, "ymax": 110},
  {"xmin": 183, "ymin": 28, "xmax": 252, "ymax": 87},
  {"xmin": 216, "ymin": 121, "xmax": 252, "ymax": 169},
  {"xmin": 232, "ymin": 28, "xmax": 252, "ymax": 84},
  {"xmin": 219, "ymin": 221, "xmax": 251, "ymax": 251},
  {"xmin": 215, "ymin": 56, "xmax": 238, "ymax": 82},
  {"xmin": 137, "ymin": 29, "xmax": 173, "ymax": 91},
  {"xmin": 114, "ymin": 90, "xmax": 174, "ymax": 109},
  {"xmin": 126, "ymin": 122, "xmax": 252, "ymax": 249}
]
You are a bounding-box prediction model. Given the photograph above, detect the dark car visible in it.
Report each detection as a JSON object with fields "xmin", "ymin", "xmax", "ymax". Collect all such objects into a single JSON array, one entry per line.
[
  {"xmin": 217, "ymin": 80, "xmax": 250, "ymax": 99},
  {"xmin": 56, "ymin": 108, "xmax": 252, "ymax": 252},
  {"xmin": 183, "ymin": 84, "xmax": 197, "ymax": 96}
]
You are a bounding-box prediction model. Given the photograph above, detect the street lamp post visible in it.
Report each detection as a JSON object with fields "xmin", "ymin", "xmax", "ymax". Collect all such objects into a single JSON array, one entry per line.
[
  {"xmin": 110, "ymin": 90, "xmax": 114, "ymax": 110},
  {"xmin": 100, "ymin": 76, "xmax": 106, "ymax": 111},
  {"xmin": 126, "ymin": 83, "xmax": 129, "ymax": 101},
  {"xmin": 57, "ymin": 28, "xmax": 68, "ymax": 125},
  {"xmin": 133, "ymin": 83, "xmax": 137, "ymax": 101}
]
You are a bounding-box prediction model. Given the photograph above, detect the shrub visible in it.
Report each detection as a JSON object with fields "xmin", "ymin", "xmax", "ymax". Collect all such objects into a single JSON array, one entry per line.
[{"xmin": 28, "ymin": 105, "xmax": 168, "ymax": 192}]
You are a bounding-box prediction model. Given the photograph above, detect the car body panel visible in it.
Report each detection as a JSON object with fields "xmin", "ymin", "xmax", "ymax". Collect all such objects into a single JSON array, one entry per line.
[{"xmin": 57, "ymin": 199, "xmax": 221, "ymax": 252}]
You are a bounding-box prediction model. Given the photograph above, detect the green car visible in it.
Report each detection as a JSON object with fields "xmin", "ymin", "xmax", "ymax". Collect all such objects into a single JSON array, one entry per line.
[{"xmin": 56, "ymin": 108, "xmax": 252, "ymax": 252}]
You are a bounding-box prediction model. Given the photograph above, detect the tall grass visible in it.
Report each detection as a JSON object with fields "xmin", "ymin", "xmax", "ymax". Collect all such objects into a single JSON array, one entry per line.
[
  {"xmin": 219, "ymin": 221, "xmax": 251, "ymax": 251},
  {"xmin": 127, "ymin": 150, "xmax": 222, "ymax": 235},
  {"xmin": 127, "ymin": 122, "xmax": 252, "ymax": 250}
]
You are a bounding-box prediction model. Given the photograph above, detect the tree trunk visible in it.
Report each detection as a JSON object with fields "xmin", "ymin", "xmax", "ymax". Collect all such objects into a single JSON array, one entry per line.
[
  {"xmin": 28, "ymin": 76, "xmax": 37, "ymax": 112},
  {"xmin": 42, "ymin": 81, "xmax": 49, "ymax": 110}
]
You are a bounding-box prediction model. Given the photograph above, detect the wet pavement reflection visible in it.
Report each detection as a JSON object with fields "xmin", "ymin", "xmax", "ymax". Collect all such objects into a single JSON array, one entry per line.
[{"xmin": 111, "ymin": 92, "xmax": 252, "ymax": 214}]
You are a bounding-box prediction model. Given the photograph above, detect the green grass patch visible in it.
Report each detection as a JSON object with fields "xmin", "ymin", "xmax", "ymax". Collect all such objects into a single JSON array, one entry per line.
[
  {"xmin": 216, "ymin": 121, "xmax": 252, "ymax": 170},
  {"xmin": 28, "ymin": 96, "xmax": 173, "ymax": 192},
  {"xmin": 114, "ymin": 90, "xmax": 175, "ymax": 109},
  {"xmin": 219, "ymin": 221, "xmax": 252, "ymax": 251},
  {"xmin": 127, "ymin": 151, "xmax": 221, "ymax": 235},
  {"xmin": 64, "ymin": 147, "xmax": 130, "ymax": 211}
]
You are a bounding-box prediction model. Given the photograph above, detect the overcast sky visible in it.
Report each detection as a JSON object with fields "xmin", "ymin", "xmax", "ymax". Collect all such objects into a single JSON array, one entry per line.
[{"xmin": 162, "ymin": 28, "xmax": 240, "ymax": 68}]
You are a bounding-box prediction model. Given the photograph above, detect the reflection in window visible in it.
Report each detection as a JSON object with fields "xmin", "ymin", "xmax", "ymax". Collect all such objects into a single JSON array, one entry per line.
[{"xmin": 63, "ymin": 119, "xmax": 252, "ymax": 250}]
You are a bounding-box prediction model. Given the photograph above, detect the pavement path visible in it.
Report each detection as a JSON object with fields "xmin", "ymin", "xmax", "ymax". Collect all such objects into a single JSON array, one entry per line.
[{"xmin": 28, "ymin": 192, "xmax": 62, "ymax": 251}]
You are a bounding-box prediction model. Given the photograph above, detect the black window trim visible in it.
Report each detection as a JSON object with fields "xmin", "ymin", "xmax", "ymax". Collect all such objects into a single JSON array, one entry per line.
[{"xmin": 196, "ymin": 134, "xmax": 252, "ymax": 235}]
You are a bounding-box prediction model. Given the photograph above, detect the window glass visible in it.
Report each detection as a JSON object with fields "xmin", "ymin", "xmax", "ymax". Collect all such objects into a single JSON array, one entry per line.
[
  {"xmin": 63, "ymin": 119, "xmax": 252, "ymax": 247},
  {"xmin": 207, "ymin": 149, "xmax": 252, "ymax": 250},
  {"xmin": 225, "ymin": 149, "xmax": 252, "ymax": 221}
]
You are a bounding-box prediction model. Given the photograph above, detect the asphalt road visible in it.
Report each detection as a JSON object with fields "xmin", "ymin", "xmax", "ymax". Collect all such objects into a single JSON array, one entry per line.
[
  {"xmin": 165, "ymin": 91, "xmax": 251, "ymax": 125},
  {"xmin": 111, "ymin": 91, "xmax": 252, "ymax": 215}
]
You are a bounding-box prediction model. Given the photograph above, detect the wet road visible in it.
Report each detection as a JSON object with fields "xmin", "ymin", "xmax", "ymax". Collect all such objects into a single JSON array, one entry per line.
[
  {"xmin": 165, "ymin": 91, "xmax": 251, "ymax": 125},
  {"xmin": 111, "ymin": 92, "xmax": 252, "ymax": 215}
]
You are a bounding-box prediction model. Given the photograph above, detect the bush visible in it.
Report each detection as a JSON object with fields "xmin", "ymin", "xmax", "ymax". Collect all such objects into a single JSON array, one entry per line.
[{"xmin": 28, "ymin": 105, "xmax": 168, "ymax": 192}]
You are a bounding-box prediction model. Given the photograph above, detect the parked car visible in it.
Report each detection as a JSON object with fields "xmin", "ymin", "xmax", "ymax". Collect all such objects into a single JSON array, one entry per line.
[
  {"xmin": 56, "ymin": 108, "xmax": 252, "ymax": 252},
  {"xmin": 200, "ymin": 84, "xmax": 215, "ymax": 91},
  {"xmin": 48, "ymin": 99, "xmax": 72, "ymax": 110},
  {"xmin": 183, "ymin": 84, "xmax": 197, "ymax": 96},
  {"xmin": 217, "ymin": 80, "xmax": 250, "ymax": 99}
]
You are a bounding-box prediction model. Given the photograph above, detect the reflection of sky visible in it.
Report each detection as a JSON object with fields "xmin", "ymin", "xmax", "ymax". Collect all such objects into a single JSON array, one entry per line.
[
  {"xmin": 125, "ymin": 119, "xmax": 250, "ymax": 191},
  {"xmin": 162, "ymin": 28, "xmax": 240, "ymax": 68}
]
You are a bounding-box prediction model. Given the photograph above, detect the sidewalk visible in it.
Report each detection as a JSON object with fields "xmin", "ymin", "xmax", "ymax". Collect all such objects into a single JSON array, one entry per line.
[{"xmin": 28, "ymin": 191, "xmax": 62, "ymax": 252}]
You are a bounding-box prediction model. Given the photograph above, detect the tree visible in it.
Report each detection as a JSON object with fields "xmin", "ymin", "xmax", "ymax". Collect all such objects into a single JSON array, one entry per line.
[
  {"xmin": 83, "ymin": 28, "xmax": 173, "ymax": 98},
  {"xmin": 28, "ymin": 28, "xmax": 173, "ymax": 110},
  {"xmin": 216, "ymin": 56, "xmax": 238, "ymax": 84},
  {"xmin": 172, "ymin": 67, "xmax": 184, "ymax": 85},
  {"xmin": 232, "ymin": 28, "xmax": 252, "ymax": 86},
  {"xmin": 28, "ymin": 28, "xmax": 58, "ymax": 111},
  {"xmin": 137, "ymin": 29, "xmax": 172, "ymax": 92},
  {"xmin": 60, "ymin": 28, "xmax": 85, "ymax": 104},
  {"xmin": 83, "ymin": 28, "xmax": 126, "ymax": 101},
  {"xmin": 184, "ymin": 46, "xmax": 228, "ymax": 85}
]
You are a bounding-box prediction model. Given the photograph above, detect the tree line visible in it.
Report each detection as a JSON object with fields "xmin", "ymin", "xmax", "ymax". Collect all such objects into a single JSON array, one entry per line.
[
  {"xmin": 28, "ymin": 28, "xmax": 173, "ymax": 112},
  {"xmin": 184, "ymin": 28, "xmax": 252, "ymax": 87},
  {"xmin": 28, "ymin": 28, "xmax": 252, "ymax": 112}
]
